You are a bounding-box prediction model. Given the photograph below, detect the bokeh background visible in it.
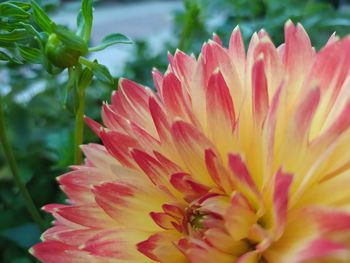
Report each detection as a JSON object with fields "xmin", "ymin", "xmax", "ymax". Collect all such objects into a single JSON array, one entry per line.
[{"xmin": 1, "ymin": 0, "xmax": 350, "ymax": 262}]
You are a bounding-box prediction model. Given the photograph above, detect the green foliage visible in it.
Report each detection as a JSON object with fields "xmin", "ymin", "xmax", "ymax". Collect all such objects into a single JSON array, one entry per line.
[
  {"xmin": 45, "ymin": 33, "xmax": 82, "ymax": 68},
  {"xmin": 89, "ymin": 33, "xmax": 132, "ymax": 52},
  {"xmin": 79, "ymin": 57, "xmax": 115, "ymax": 85},
  {"xmin": 16, "ymin": 45, "xmax": 42, "ymax": 64},
  {"xmin": 81, "ymin": 0, "xmax": 93, "ymax": 41},
  {"xmin": 52, "ymin": 24, "xmax": 88, "ymax": 53},
  {"xmin": 0, "ymin": 2, "xmax": 30, "ymax": 20},
  {"xmin": 30, "ymin": 0, "xmax": 53, "ymax": 33},
  {"xmin": 0, "ymin": 0, "xmax": 130, "ymax": 261}
]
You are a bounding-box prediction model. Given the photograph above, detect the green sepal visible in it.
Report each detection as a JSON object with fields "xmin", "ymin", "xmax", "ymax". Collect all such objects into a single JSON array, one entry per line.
[
  {"xmin": 81, "ymin": 0, "xmax": 93, "ymax": 42},
  {"xmin": 63, "ymin": 67, "xmax": 79, "ymax": 108},
  {"xmin": 52, "ymin": 24, "xmax": 88, "ymax": 54},
  {"xmin": 19, "ymin": 22, "xmax": 42, "ymax": 40},
  {"xmin": 79, "ymin": 57, "xmax": 114, "ymax": 85},
  {"xmin": 0, "ymin": 2, "xmax": 30, "ymax": 20},
  {"xmin": 89, "ymin": 33, "xmax": 132, "ymax": 52},
  {"xmin": 45, "ymin": 33, "xmax": 82, "ymax": 69},
  {"xmin": 66, "ymin": 67, "xmax": 79, "ymax": 92},
  {"xmin": 8, "ymin": 1, "xmax": 32, "ymax": 11},
  {"xmin": 78, "ymin": 67, "xmax": 93, "ymax": 90},
  {"xmin": 0, "ymin": 50, "xmax": 23, "ymax": 64},
  {"xmin": 65, "ymin": 84, "xmax": 80, "ymax": 115},
  {"xmin": 0, "ymin": 50, "xmax": 13, "ymax": 62},
  {"xmin": 0, "ymin": 29, "xmax": 32, "ymax": 42},
  {"xmin": 0, "ymin": 22, "xmax": 24, "ymax": 31},
  {"xmin": 16, "ymin": 45, "xmax": 42, "ymax": 64},
  {"xmin": 30, "ymin": 0, "xmax": 53, "ymax": 33},
  {"xmin": 76, "ymin": 10, "xmax": 84, "ymax": 38}
]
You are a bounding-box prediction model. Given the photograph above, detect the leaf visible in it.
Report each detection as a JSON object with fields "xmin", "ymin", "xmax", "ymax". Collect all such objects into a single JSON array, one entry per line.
[
  {"xmin": 9, "ymin": 1, "xmax": 32, "ymax": 11},
  {"xmin": 0, "ymin": 29, "xmax": 32, "ymax": 42},
  {"xmin": 53, "ymin": 24, "xmax": 88, "ymax": 54},
  {"xmin": 19, "ymin": 22, "xmax": 44, "ymax": 42},
  {"xmin": 0, "ymin": 51, "xmax": 12, "ymax": 62},
  {"xmin": 30, "ymin": 0, "xmax": 53, "ymax": 33},
  {"xmin": 63, "ymin": 66, "xmax": 80, "ymax": 106},
  {"xmin": 0, "ymin": 2, "xmax": 30, "ymax": 20},
  {"xmin": 0, "ymin": 50, "xmax": 23, "ymax": 64},
  {"xmin": 76, "ymin": 10, "xmax": 85, "ymax": 37},
  {"xmin": 79, "ymin": 67, "xmax": 93, "ymax": 90},
  {"xmin": 0, "ymin": 22, "xmax": 21, "ymax": 31},
  {"xmin": 81, "ymin": 0, "xmax": 93, "ymax": 42},
  {"xmin": 89, "ymin": 33, "xmax": 132, "ymax": 52},
  {"xmin": 79, "ymin": 57, "xmax": 114, "ymax": 84},
  {"xmin": 66, "ymin": 67, "xmax": 79, "ymax": 92},
  {"xmin": 16, "ymin": 45, "xmax": 42, "ymax": 64},
  {"xmin": 92, "ymin": 62, "xmax": 114, "ymax": 84},
  {"xmin": 65, "ymin": 85, "xmax": 80, "ymax": 115}
]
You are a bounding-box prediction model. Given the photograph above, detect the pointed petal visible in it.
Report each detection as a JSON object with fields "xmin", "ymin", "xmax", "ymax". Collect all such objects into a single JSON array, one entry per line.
[
  {"xmin": 56, "ymin": 204, "xmax": 116, "ymax": 228},
  {"xmin": 289, "ymin": 87, "xmax": 320, "ymax": 142},
  {"xmin": 206, "ymin": 70, "xmax": 235, "ymax": 140},
  {"xmin": 272, "ymin": 169, "xmax": 293, "ymax": 239},
  {"xmin": 137, "ymin": 232, "xmax": 184, "ymax": 263},
  {"xmin": 252, "ymin": 58, "xmax": 269, "ymax": 123},
  {"xmin": 170, "ymin": 172, "xmax": 210, "ymax": 202},
  {"xmin": 149, "ymin": 96, "xmax": 171, "ymax": 143},
  {"xmin": 118, "ymin": 78, "xmax": 157, "ymax": 135},
  {"xmin": 131, "ymin": 149, "xmax": 179, "ymax": 199},
  {"xmin": 225, "ymin": 192, "xmax": 256, "ymax": 241},
  {"xmin": 93, "ymin": 182, "xmax": 164, "ymax": 231},
  {"xmin": 83, "ymin": 228, "xmax": 149, "ymax": 260},
  {"xmin": 229, "ymin": 26, "xmax": 245, "ymax": 77},
  {"xmin": 304, "ymin": 207, "xmax": 350, "ymax": 233},
  {"xmin": 31, "ymin": 241, "xmax": 93, "ymax": 263},
  {"xmin": 213, "ymin": 33, "xmax": 223, "ymax": 46},
  {"xmin": 296, "ymin": 238, "xmax": 349, "ymax": 262},
  {"xmin": 204, "ymin": 228, "xmax": 249, "ymax": 255},
  {"xmin": 228, "ymin": 154, "xmax": 261, "ymax": 208},
  {"xmin": 152, "ymin": 68, "xmax": 164, "ymax": 95},
  {"xmin": 162, "ymin": 72, "xmax": 196, "ymax": 124},
  {"xmin": 84, "ymin": 116, "xmax": 102, "ymax": 136},
  {"xmin": 205, "ymin": 149, "xmax": 233, "ymax": 193},
  {"xmin": 100, "ymin": 130, "xmax": 140, "ymax": 167},
  {"xmin": 150, "ymin": 212, "xmax": 177, "ymax": 230},
  {"xmin": 58, "ymin": 169, "xmax": 111, "ymax": 204},
  {"xmin": 170, "ymin": 49, "xmax": 196, "ymax": 90},
  {"xmin": 283, "ymin": 21, "xmax": 314, "ymax": 83},
  {"xmin": 171, "ymin": 121, "xmax": 216, "ymax": 186},
  {"xmin": 307, "ymin": 36, "xmax": 350, "ymax": 95}
]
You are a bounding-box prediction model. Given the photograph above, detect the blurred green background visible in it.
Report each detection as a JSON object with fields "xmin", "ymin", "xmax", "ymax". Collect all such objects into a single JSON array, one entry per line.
[{"xmin": 1, "ymin": 0, "xmax": 350, "ymax": 262}]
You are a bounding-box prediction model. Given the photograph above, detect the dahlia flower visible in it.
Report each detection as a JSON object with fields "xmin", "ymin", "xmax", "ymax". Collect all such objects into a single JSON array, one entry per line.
[{"xmin": 32, "ymin": 21, "xmax": 350, "ymax": 262}]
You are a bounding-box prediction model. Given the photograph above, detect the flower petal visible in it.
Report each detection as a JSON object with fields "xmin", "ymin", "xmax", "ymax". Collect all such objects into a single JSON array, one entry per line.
[
  {"xmin": 171, "ymin": 120, "xmax": 216, "ymax": 186},
  {"xmin": 31, "ymin": 241, "xmax": 93, "ymax": 263}
]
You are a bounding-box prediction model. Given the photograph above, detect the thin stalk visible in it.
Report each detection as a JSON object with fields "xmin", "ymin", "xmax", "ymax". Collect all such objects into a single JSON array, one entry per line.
[
  {"xmin": 74, "ymin": 81, "xmax": 86, "ymax": 164},
  {"xmin": 178, "ymin": 1, "xmax": 199, "ymax": 51},
  {"xmin": 0, "ymin": 96, "xmax": 46, "ymax": 232}
]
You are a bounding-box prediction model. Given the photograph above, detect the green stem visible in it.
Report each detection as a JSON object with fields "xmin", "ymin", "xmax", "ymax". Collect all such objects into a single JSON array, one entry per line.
[
  {"xmin": 178, "ymin": 1, "xmax": 199, "ymax": 51},
  {"xmin": 74, "ymin": 81, "xmax": 86, "ymax": 164},
  {"xmin": 0, "ymin": 96, "xmax": 46, "ymax": 232}
]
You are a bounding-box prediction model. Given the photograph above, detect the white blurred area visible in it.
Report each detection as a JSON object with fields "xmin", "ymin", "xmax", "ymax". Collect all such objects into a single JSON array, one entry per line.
[{"xmin": 53, "ymin": 0, "xmax": 183, "ymax": 75}]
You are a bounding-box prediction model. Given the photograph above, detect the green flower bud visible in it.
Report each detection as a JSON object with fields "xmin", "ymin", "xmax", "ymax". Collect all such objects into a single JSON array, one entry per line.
[{"xmin": 45, "ymin": 33, "xmax": 81, "ymax": 69}]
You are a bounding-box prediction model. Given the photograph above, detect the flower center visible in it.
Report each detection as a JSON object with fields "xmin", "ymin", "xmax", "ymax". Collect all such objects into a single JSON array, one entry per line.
[{"xmin": 189, "ymin": 210, "xmax": 205, "ymax": 230}]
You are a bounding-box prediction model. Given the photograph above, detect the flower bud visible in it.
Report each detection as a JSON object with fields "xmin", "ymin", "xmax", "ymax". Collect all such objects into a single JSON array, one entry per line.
[{"xmin": 45, "ymin": 33, "xmax": 81, "ymax": 69}]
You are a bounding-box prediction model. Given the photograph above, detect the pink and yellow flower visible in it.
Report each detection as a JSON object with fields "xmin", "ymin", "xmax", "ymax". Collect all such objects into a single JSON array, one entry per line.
[{"xmin": 32, "ymin": 21, "xmax": 350, "ymax": 262}]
